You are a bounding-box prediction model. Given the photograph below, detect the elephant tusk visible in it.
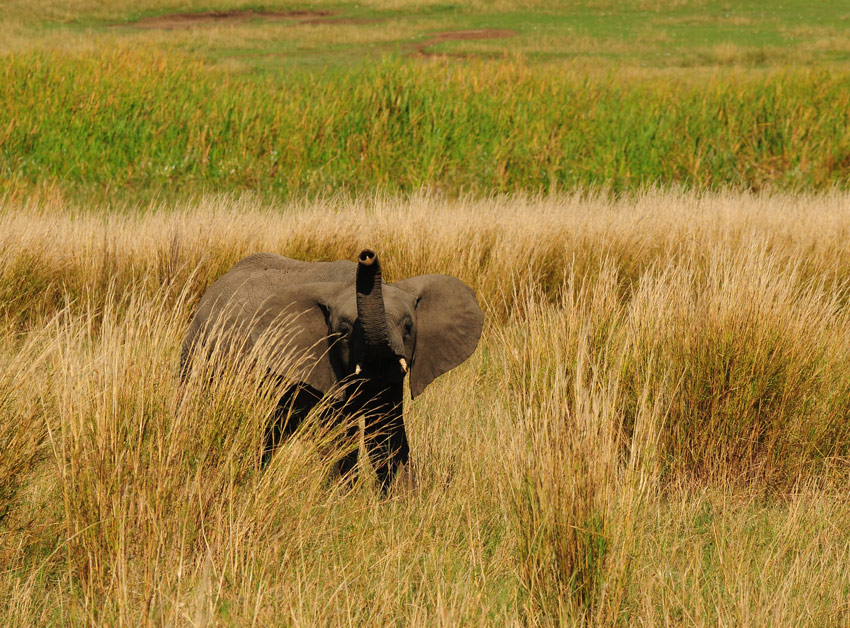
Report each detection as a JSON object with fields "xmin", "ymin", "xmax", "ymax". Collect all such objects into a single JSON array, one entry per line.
[
  {"xmin": 354, "ymin": 364, "xmax": 362, "ymax": 375},
  {"xmin": 399, "ymin": 358, "xmax": 408, "ymax": 373}
]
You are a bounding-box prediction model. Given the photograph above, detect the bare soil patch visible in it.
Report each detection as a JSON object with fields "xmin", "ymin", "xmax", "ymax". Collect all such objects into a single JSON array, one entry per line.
[
  {"xmin": 297, "ymin": 17, "xmax": 383, "ymax": 26},
  {"xmin": 129, "ymin": 9, "xmax": 337, "ymax": 30},
  {"xmin": 411, "ymin": 29, "xmax": 517, "ymax": 58}
]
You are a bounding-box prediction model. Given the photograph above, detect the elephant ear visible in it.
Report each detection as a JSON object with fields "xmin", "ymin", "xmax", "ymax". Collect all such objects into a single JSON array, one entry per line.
[
  {"xmin": 393, "ymin": 275, "xmax": 484, "ymax": 398},
  {"xmin": 247, "ymin": 283, "xmax": 342, "ymax": 395}
]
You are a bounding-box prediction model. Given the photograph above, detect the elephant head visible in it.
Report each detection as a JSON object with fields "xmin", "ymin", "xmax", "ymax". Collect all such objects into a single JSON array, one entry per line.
[{"xmin": 255, "ymin": 249, "xmax": 483, "ymax": 399}]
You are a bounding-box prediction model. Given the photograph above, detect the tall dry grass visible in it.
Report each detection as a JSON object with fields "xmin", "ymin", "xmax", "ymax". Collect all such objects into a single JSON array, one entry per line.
[{"xmin": 2, "ymin": 190, "xmax": 850, "ymax": 625}]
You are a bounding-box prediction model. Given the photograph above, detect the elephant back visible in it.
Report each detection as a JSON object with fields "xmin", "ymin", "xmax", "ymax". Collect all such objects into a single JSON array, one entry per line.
[
  {"xmin": 229, "ymin": 252, "xmax": 356, "ymax": 285},
  {"xmin": 181, "ymin": 253, "xmax": 355, "ymax": 376}
]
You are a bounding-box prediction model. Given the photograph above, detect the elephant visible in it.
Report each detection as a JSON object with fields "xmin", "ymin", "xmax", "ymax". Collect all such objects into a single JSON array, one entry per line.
[{"xmin": 181, "ymin": 248, "xmax": 483, "ymax": 491}]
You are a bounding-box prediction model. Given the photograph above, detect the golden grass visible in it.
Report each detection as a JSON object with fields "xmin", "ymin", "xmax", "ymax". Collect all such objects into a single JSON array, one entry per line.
[
  {"xmin": 119, "ymin": 19, "xmax": 425, "ymax": 52},
  {"xmin": 2, "ymin": 190, "xmax": 850, "ymax": 625}
]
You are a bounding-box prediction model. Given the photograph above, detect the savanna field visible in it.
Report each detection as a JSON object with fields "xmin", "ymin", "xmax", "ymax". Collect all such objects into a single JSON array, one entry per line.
[{"xmin": 3, "ymin": 1, "xmax": 850, "ymax": 626}]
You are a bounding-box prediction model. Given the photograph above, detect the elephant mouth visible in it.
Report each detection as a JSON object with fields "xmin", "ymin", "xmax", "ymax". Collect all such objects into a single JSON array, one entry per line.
[{"xmin": 354, "ymin": 356, "xmax": 408, "ymax": 377}]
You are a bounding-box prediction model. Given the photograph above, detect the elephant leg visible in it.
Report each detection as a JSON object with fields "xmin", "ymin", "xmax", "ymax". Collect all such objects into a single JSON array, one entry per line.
[
  {"xmin": 262, "ymin": 384, "xmax": 318, "ymax": 466},
  {"xmin": 364, "ymin": 409, "xmax": 409, "ymax": 493},
  {"xmin": 330, "ymin": 415, "xmax": 361, "ymax": 484}
]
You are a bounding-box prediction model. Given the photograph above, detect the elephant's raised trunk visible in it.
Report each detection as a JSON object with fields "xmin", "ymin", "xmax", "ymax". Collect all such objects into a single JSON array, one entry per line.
[{"xmin": 356, "ymin": 249, "xmax": 391, "ymax": 361}]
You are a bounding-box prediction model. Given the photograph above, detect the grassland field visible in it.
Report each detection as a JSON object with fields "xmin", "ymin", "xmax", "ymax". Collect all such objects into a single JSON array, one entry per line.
[
  {"xmin": 3, "ymin": 0, "xmax": 850, "ymax": 625},
  {"xmin": 4, "ymin": 0, "xmax": 850, "ymax": 71}
]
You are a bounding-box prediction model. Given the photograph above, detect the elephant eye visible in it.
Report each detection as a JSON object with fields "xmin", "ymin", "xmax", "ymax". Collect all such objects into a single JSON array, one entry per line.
[
  {"xmin": 338, "ymin": 321, "xmax": 353, "ymax": 336},
  {"xmin": 403, "ymin": 319, "xmax": 413, "ymax": 336}
]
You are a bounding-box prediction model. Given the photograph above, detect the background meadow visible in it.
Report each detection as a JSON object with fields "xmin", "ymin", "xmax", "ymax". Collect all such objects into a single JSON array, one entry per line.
[
  {"xmin": 3, "ymin": 0, "xmax": 850, "ymax": 625},
  {"xmin": 3, "ymin": 50, "xmax": 850, "ymax": 202}
]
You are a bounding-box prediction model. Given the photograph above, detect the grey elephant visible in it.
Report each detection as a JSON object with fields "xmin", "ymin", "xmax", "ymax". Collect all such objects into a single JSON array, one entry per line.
[{"xmin": 181, "ymin": 249, "xmax": 483, "ymax": 491}]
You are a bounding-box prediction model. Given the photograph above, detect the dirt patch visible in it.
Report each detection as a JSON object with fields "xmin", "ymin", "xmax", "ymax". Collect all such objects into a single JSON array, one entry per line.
[
  {"xmin": 411, "ymin": 29, "xmax": 517, "ymax": 58},
  {"xmin": 129, "ymin": 9, "xmax": 337, "ymax": 30},
  {"xmin": 297, "ymin": 17, "xmax": 384, "ymax": 26}
]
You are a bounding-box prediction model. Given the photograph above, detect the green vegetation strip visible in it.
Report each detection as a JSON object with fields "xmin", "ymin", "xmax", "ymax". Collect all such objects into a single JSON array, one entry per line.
[{"xmin": 2, "ymin": 48, "xmax": 850, "ymax": 197}]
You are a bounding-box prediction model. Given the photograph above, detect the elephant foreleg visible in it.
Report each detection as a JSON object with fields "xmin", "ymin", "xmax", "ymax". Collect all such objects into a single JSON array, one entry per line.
[
  {"xmin": 262, "ymin": 384, "xmax": 320, "ymax": 466},
  {"xmin": 364, "ymin": 408, "xmax": 409, "ymax": 493},
  {"xmin": 330, "ymin": 415, "xmax": 361, "ymax": 484}
]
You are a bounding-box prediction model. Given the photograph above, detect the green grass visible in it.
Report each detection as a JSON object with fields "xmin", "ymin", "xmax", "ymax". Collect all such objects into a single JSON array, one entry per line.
[
  {"xmin": 3, "ymin": 0, "xmax": 848, "ymax": 202},
  {"xmin": 3, "ymin": 49, "xmax": 850, "ymax": 201}
]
